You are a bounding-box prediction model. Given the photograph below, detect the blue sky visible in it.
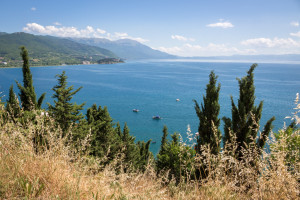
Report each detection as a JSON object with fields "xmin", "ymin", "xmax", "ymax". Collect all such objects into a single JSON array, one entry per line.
[{"xmin": 1, "ymin": 0, "xmax": 300, "ymax": 56}]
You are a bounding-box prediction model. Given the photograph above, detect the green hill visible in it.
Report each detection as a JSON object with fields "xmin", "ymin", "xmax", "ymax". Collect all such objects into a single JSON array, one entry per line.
[{"xmin": 0, "ymin": 32, "xmax": 119, "ymax": 67}]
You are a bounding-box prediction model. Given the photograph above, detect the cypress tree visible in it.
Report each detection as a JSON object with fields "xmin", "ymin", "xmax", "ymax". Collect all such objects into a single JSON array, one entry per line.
[
  {"xmin": 48, "ymin": 71, "xmax": 85, "ymax": 135},
  {"xmin": 137, "ymin": 139, "xmax": 152, "ymax": 169},
  {"xmin": 16, "ymin": 46, "xmax": 45, "ymax": 110},
  {"xmin": 193, "ymin": 71, "xmax": 221, "ymax": 155},
  {"xmin": 122, "ymin": 123, "xmax": 139, "ymax": 166},
  {"xmin": 115, "ymin": 122, "xmax": 122, "ymax": 138},
  {"xmin": 6, "ymin": 84, "xmax": 20, "ymax": 118},
  {"xmin": 87, "ymin": 104, "xmax": 117, "ymax": 158},
  {"xmin": 160, "ymin": 125, "xmax": 169, "ymax": 154},
  {"xmin": 222, "ymin": 64, "xmax": 275, "ymax": 158}
]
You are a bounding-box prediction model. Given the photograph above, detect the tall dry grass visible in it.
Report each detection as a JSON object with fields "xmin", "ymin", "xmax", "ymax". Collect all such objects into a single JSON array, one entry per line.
[{"xmin": 0, "ymin": 104, "xmax": 299, "ymax": 199}]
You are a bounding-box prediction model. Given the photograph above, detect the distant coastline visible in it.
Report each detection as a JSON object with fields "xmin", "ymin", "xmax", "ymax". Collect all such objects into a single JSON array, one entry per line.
[{"xmin": 0, "ymin": 59, "xmax": 125, "ymax": 69}]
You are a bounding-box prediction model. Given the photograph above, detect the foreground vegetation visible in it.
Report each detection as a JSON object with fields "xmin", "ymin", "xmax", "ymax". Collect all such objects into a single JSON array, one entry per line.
[{"xmin": 0, "ymin": 47, "xmax": 299, "ymax": 199}]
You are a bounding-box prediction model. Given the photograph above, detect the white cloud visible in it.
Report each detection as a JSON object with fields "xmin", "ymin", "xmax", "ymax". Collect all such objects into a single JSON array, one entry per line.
[
  {"xmin": 290, "ymin": 31, "xmax": 300, "ymax": 37},
  {"xmin": 171, "ymin": 35, "xmax": 195, "ymax": 42},
  {"xmin": 290, "ymin": 21, "xmax": 299, "ymax": 27},
  {"xmin": 31, "ymin": 7, "xmax": 36, "ymax": 11},
  {"xmin": 112, "ymin": 32, "xmax": 148, "ymax": 43},
  {"xmin": 53, "ymin": 22, "xmax": 62, "ymax": 26},
  {"xmin": 184, "ymin": 43, "xmax": 202, "ymax": 50},
  {"xmin": 96, "ymin": 28, "xmax": 106, "ymax": 34},
  {"xmin": 241, "ymin": 37, "xmax": 300, "ymax": 48},
  {"xmin": 207, "ymin": 19, "xmax": 234, "ymax": 28},
  {"xmin": 157, "ymin": 46, "xmax": 182, "ymax": 55},
  {"xmin": 157, "ymin": 43, "xmax": 248, "ymax": 57},
  {"xmin": 23, "ymin": 23, "xmax": 148, "ymax": 43}
]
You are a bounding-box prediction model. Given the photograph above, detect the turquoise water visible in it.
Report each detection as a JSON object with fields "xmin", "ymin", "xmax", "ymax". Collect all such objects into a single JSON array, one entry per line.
[{"xmin": 1, "ymin": 60, "xmax": 299, "ymax": 154}]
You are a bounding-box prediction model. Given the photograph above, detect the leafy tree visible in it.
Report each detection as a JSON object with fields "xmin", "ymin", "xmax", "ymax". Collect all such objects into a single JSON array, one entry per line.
[
  {"xmin": 48, "ymin": 71, "xmax": 85, "ymax": 135},
  {"xmin": 193, "ymin": 71, "xmax": 221, "ymax": 155},
  {"xmin": 222, "ymin": 64, "xmax": 275, "ymax": 159},
  {"xmin": 6, "ymin": 84, "xmax": 20, "ymax": 118},
  {"xmin": 16, "ymin": 46, "xmax": 45, "ymax": 111}
]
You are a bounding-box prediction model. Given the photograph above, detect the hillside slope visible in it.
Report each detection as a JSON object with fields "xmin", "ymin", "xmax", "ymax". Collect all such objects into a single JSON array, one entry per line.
[
  {"xmin": 71, "ymin": 37, "xmax": 177, "ymax": 60},
  {"xmin": 0, "ymin": 32, "xmax": 119, "ymax": 67}
]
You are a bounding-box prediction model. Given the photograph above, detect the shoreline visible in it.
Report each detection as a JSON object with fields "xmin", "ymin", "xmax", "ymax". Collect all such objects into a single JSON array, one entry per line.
[{"xmin": 0, "ymin": 62, "xmax": 124, "ymax": 69}]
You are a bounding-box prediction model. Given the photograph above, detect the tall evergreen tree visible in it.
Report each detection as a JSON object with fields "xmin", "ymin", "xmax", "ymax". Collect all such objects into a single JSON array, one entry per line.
[
  {"xmin": 222, "ymin": 64, "xmax": 275, "ymax": 159},
  {"xmin": 193, "ymin": 71, "xmax": 221, "ymax": 155},
  {"xmin": 6, "ymin": 84, "xmax": 20, "ymax": 118},
  {"xmin": 159, "ymin": 125, "xmax": 169, "ymax": 155},
  {"xmin": 121, "ymin": 123, "xmax": 139, "ymax": 166},
  {"xmin": 48, "ymin": 71, "xmax": 85, "ymax": 135},
  {"xmin": 137, "ymin": 140, "xmax": 153, "ymax": 171},
  {"xmin": 16, "ymin": 46, "xmax": 45, "ymax": 111},
  {"xmin": 87, "ymin": 104, "xmax": 117, "ymax": 158}
]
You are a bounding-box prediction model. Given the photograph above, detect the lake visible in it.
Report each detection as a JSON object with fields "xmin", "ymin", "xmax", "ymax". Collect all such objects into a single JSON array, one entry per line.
[{"xmin": 1, "ymin": 60, "xmax": 299, "ymax": 154}]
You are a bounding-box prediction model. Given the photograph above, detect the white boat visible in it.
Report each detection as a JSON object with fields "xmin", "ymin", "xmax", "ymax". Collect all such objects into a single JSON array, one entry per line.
[
  {"xmin": 176, "ymin": 99, "xmax": 180, "ymax": 101},
  {"xmin": 132, "ymin": 109, "xmax": 139, "ymax": 112}
]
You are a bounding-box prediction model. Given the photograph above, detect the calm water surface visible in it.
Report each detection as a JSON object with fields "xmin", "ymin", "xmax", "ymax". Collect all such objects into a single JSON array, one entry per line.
[{"xmin": 1, "ymin": 60, "xmax": 299, "ymax": 154}]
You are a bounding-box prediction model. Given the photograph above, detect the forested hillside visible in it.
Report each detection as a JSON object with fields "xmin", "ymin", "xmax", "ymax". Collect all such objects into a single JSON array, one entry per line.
[{"xmin": 0, "ymin": 32, "xmax": 119, "ymax": 67}]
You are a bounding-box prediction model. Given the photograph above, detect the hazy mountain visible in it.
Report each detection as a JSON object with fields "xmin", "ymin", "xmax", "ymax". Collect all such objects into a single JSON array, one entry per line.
[
  {"xmin": 0, "ymin": 32, "xmax": 119, "ymax": 67},
  {"xmin": 186, "ymin": 54, "xmax": 300, "ymax": 63},
  {"xmin": 71, "ymin": 37, "xmax": 177, "ymax": 60}
]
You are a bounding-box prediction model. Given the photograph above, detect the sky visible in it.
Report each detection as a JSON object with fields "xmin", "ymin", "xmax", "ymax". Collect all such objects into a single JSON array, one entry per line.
[{"xmin": 1, "ymin": 0, "xmax": 300, "ymax": 57}]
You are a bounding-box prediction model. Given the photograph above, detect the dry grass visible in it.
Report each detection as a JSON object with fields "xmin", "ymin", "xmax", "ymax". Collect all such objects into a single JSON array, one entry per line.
[{"xmin": 0, "ymin": 110, "xmax": 299, "ymax": 200}]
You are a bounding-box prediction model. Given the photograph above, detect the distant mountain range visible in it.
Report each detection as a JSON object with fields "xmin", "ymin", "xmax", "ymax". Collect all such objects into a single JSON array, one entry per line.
[
  {"xmin": 0, "ymin": 32, "xmax": 119, "ymax": 67},
  {"xmin": 70, "ymin": 37, "xmax": 177, "ymax": 60},
  {"xmin": 186, "ymin": 54, "xmax": 300, "ymax": 63},
  {"xmin": 0, "ymin": 32, "xmax": 299, "ymax": 67}
]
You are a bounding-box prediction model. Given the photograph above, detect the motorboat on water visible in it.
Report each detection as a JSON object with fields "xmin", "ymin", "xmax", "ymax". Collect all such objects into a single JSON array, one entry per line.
[
  {"xmin": 176, "ymin": 98, "xmax": 180, "ymax": 102},
  {"xmin": 132, "ymin": 109, "xmax": 139, "ymax": 112},
  {"xmin": 152, "ymin": 115, "xmax": 161, "ymax": 119}
]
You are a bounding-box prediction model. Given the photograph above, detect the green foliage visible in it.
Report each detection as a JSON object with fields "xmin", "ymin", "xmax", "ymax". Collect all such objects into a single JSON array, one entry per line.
[
  {"xmin": 273, "ymin": 93, "xmax": 300, "ymax": 172},
  {"xmin": 121, "ymin": 123, "xmax": 139, "ymax": 165},
  {"xmin": 18, "ymin": 177, "xmax": 45, "ymax": 199},
  {"xmin": 222, "ymin": 64, "xmax": 275, "ymax": 159},
  {"xmin": 16, "ymin": 46, "xmax": 46, "ymax": 111},
  {"xmin": 6, "ymin": 84, "xmax": 20, "ymax": 118},
  {"xmin": 160, "ymin": 125, "xmax": 168, "ymax": 155},
  {"xmin": 87, "ymin": 104, "xmax": 117, "ymax": 159},
  {"xmin": 47, "ymin": 71, "xmax": 85, "ymax": 135},
  {"xmin": 136, "ymin": 140, "xmax": 153, "ymax": 171},
  {"xmin": 194, "ymin": 71, "xmax": 221, "ymax": 155},
  {"xmin": 274, "ymin": 122, "xmax": 300, "ymax": 167},
  {"xmin": 0, "ymin": 32, "xmax": 119, "ymax": 67},
  {"xmin": 86, "ymin": 104, "xmax": 151, "ymax": 171},
  {"xmin": 156, "ymin": 127, "xmax": 195, "ymax": 182}
]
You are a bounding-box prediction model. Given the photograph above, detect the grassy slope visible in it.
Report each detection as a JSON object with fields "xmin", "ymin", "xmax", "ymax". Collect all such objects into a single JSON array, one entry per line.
[{"xmin": 0, "ymin": 108, "xmax": 298, "ymax": 199}]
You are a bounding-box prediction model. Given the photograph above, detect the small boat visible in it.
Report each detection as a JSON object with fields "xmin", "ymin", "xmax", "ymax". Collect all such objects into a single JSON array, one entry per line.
[
  {"xmin": 152, "ymin": 141, "xmax": 157, "ymax": 144},
  {"xmin": 132, "ymin": 109, "xmax": 139, "ymax": 112},
  {"xmin": 176, "ymin": 98, "xmax": 180, "ymax": 102},
  {"xmin": 152, "ymin": 115, "xmax": 161, "ymax": 119}
]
